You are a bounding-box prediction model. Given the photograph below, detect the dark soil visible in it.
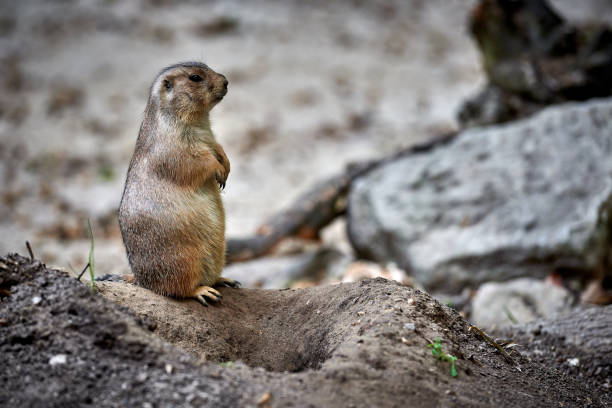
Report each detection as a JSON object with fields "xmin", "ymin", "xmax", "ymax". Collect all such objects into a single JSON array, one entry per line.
[
  {"xmin": 496, "ymin": 307, "xmax": 612, "ymax": 397},
  {"xmin": 1, "ymin": 253, "xmax": 610, "ymax": 407}
]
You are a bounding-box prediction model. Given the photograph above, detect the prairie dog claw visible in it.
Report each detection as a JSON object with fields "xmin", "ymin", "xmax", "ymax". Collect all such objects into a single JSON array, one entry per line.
[
  {"xmin": 192, "ymin": 285, "xmax": 222, "ymax": 306},
  {"xmin": 215, "ymin": 277, "xmax": 241, "ymax": 288}
]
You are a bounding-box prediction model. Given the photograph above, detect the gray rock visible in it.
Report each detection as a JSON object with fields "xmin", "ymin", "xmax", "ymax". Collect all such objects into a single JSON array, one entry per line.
[
  {"xmin": 348, "ymin": 98, "xmax": 612, "ymax": 292},
  {"xmin": 470, "ymin": 278, "xmax": 573, "ymax": 329}
]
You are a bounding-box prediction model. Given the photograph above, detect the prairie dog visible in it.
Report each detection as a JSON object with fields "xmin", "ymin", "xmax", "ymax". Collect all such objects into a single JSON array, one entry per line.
[{"xmin": 119, "ymin": 61, "xmax": 239, "ymax": 306}]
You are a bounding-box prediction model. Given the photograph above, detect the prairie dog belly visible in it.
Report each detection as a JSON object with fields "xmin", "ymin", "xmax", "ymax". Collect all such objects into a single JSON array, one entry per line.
[
  {"xmin": 175, "ymin": 183, "xmax": 226, "ymax": 287},
  {"xmin": 120, "ymin": 179, "xmax": 226, "ymax": 294}
]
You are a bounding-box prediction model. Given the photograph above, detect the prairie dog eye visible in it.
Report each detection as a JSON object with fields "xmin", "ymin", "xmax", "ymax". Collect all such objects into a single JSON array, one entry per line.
[{"xmin": 189, "ymin": 74, "xmax": 203, "ymax": 82}]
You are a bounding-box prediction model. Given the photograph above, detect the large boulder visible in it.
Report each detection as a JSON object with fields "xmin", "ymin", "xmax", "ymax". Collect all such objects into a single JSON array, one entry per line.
[{"xmin": 348, "ymin": 98, "xmax": 612, "ymax": 292}]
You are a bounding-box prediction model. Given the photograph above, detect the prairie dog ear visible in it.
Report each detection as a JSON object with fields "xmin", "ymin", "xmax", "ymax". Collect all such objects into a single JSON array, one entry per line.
[{"xmin": 163, "ymin": 79, "xmax": 172, "ymax": 91}]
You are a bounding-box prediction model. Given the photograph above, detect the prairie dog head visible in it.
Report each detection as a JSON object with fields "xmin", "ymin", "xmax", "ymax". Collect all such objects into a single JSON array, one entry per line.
[{"xmin": 150, "ymin": 61, "xmax": 228, "ymax": 125}]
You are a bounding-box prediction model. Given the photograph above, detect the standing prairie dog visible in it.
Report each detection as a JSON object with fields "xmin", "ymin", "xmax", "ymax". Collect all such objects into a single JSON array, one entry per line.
[{"xmin": 119, "ymin": 61, "xmax": 239, "ymax": 306}]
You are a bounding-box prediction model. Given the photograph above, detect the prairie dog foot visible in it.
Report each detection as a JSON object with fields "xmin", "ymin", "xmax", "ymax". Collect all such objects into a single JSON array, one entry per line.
[
  {"xmin": 191, "ymin": 286, "xmax": 222, "ymax": 307},
  {"xmin": 214, "ymin": 277, "xmax": 241, "ymax": 288}
]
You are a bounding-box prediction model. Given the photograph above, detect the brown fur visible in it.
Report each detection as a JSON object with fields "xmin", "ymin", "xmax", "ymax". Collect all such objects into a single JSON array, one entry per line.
[{"xmin": 119, "ymin": 62, "xmax": 233, "ymax": 302}]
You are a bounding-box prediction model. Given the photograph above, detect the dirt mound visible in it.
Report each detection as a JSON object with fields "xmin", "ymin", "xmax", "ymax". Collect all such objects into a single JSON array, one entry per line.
[
  {"xmin": 0, "ymin": 254, "xmax": 249, "ymax": 407},
  {"xmin": 1, "ymin": 253, "xmax": 608, "ymax": 407}
]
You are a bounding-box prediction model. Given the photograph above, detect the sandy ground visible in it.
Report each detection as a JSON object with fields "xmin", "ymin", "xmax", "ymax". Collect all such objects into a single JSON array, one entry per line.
[{"xmin": 1, "ymin": 0, "xmax": 610, "ymax": 277}]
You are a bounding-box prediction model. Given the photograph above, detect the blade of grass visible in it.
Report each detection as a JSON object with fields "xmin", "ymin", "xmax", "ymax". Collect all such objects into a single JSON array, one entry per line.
[
  {"xmin": 503, "ymin": 305, "xmax": 518, "ymax": 324},
  {"xmin": 67, "ymin": 262, "xmax": 81, "ymax": 278},
  {"xmin": 468, "ymin": 325, "xmax": 521, "ymax": 371},
  {"xmin": 87, "ymin": 219, "xmax": 97, "ymax": 293}
]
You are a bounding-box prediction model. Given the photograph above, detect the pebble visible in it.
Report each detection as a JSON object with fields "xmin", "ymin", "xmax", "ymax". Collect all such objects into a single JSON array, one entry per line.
[
  {"xmin": 257, "ymin": 391, "xmax": 271, "ymax": 406},
  {"xmin": 49, "ymin": 354, "xmax": 67, "ymax": 366},
  {"xmin": 567, "ymin": 358, "xmax": 580, "ymax": 367},
  {"xmin": 153, "ymin": 382, "xmax": 167, "ymax": 390},
  {"xmin": 31, "ymin": 296, "xmax": 42, "ymax": 305},
  {"xmin": 403, "ymin": 322, "xmax": 416, "ymax": 331}
]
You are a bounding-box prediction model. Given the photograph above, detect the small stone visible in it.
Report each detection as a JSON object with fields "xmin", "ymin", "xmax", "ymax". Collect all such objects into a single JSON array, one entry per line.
[
  {"xmin": 472, "ymin": 279, "xmax": 572, "ymax": 328},
  {"xmin": 165, "ymin": 363, "xmax": 173, "ymax": 374},
  {"xmin": 153, "ymin": 382, "xmax": 167, "ymax": 390},
  {"xmin": 257, "ymin": 391, "xmax": 271, "ymax": 406},
  {"xmin": 49, "ymin": 354, "xmax": 67, "ymax": 366},
  {"xmin": 180, "ymin": 380, "xmax": 199, "ymax": 394},
  {"xmin": 31, "ymin": 296, "xmax": 42, "ymax": 305},
  {"xmin": 567, "ymin": 358, "xmax": 580, "ymax": 367},
  {"xmin": 357, "ymin": 311, "xmax": 365, "ymax": 316},
  {"xmin": 136, "ymin": 372, "xmax": 148, "ymax": 383},
  {"xmin": 401, "ymin": 337, "xmax": 410, "ymax": 345},
  {"xmin": 403, "ymin": 322, "xmax": 416, "ymax": 330},
  {"xmin": 407, "ymin": 298, "xmax": 415, "ymax": 305}
]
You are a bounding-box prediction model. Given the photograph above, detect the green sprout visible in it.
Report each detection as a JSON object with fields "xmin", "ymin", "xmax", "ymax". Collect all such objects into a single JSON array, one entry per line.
[{"xmin": 427, "ymin": 338, "xmax": 457, "ymax": 377}]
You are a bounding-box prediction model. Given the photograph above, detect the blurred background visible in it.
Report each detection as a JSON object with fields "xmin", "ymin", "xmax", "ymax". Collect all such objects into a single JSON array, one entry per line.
[
  {"xmin": 1, "ymin": 0, "xmax": 611, "ymax": 320},
  {"xmin": 0, "ymin": 0, "xmax": 483, "ymax": 273}
]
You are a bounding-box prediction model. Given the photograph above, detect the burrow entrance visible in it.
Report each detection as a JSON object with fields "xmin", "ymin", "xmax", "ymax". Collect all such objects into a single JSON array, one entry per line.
[{"xmin": 97, "ymin": 280, "xmax": 370, "ymax": 372}]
